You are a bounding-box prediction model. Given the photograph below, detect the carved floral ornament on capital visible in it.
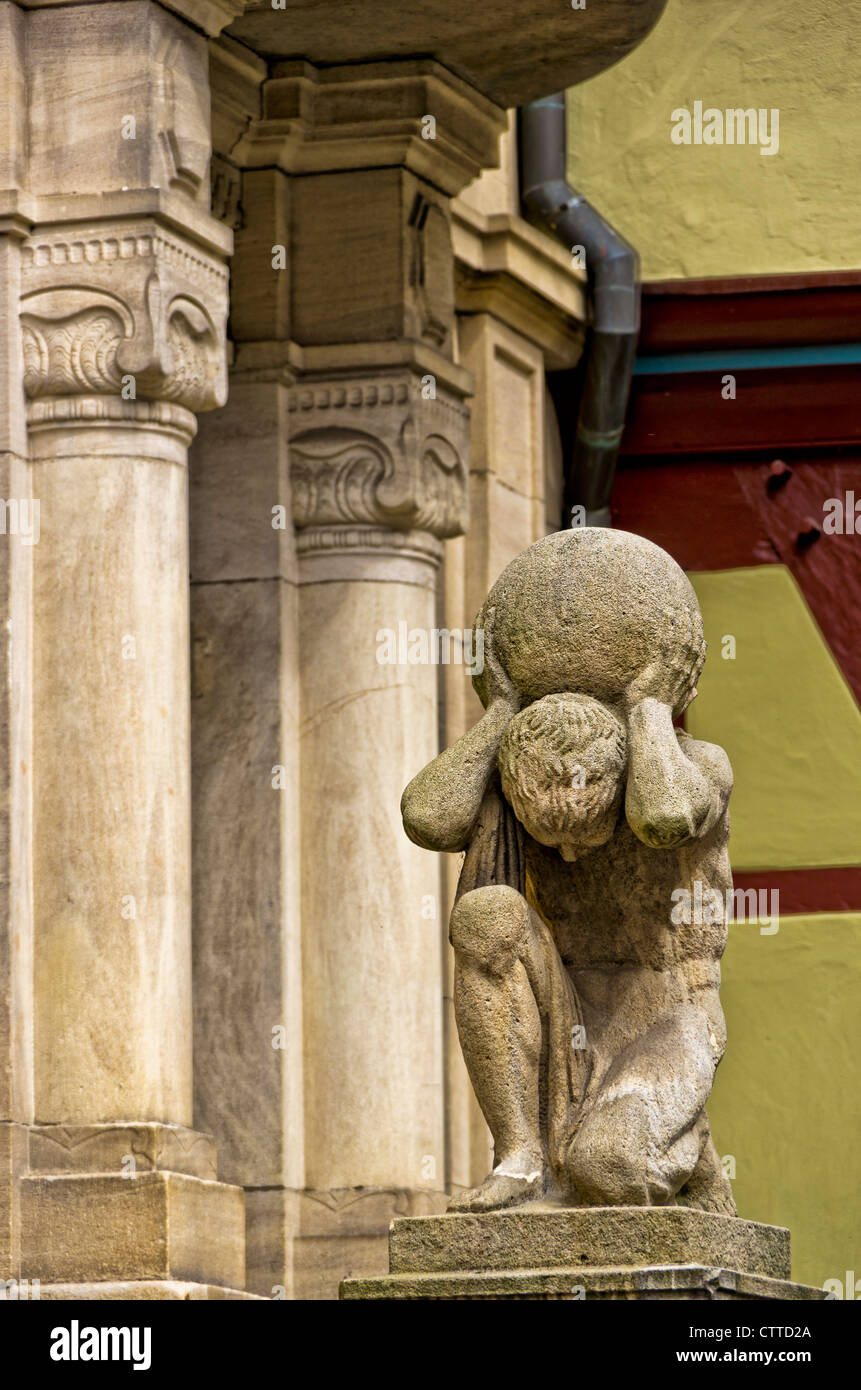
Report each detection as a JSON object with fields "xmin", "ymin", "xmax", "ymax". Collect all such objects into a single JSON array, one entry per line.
[
  {"xmin": 19, "ymin": 226, "xmax": 230, "ymax": 420},
  {"xmin": 290, "ymin": 425, "xmax": 469, "ymax": 540},
  {"xmin": 21, "ymin": 286, "xmax": 227, "ymax": 418}
]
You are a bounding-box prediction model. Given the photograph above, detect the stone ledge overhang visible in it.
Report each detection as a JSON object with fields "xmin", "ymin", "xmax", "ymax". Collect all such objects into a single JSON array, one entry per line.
[
  {"xmin": 225, "ymin": 0, "xmax": 670, "ymax": 108},
  {"xmin": 453, "ymin": 201, "xmax": 588, "ymax": 369},
  {"xmin": 15, "ymin": 0, "xmax": 246, "ymax": 40}
]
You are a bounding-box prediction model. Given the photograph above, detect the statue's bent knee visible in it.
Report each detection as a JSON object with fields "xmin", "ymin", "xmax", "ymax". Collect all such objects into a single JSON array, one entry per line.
[
  {"xmin": 450, "ymin": 885, "xmax": 529, "ymax": 976},
  {"xmin": 568, "ymin": 1118, "xmax": 654, "ymax": 1207}
]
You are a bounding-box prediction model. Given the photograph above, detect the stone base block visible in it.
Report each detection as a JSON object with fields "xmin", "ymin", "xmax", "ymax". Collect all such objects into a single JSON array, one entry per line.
[
  {"xmin": 390, "ymin": 1206, "xmax": 792, "ymax": 1277},
  {"xmin": 30, "ymin": 1282, "xmax": 263, "ymax": 1301},
  {"xmin": 0, "ymin": 1123, "xmax": 29, "ymax": 1282},
  {"xmin": 343, "ymin": 1264, "xmax": 826, "ymax": 1300},
  {"xmin": 28, "ymin": 1124, "xmax": 218, "ymax": 1180},
  {"xmin": 20, "ymin": 1172, "xmax": 245, "ymax": 1289},
  {"xmin": 245, "ymin": 1186, "xmax": 450, "ymax": 1301},
  {"xmin": 341, "ymin": 1206, "xmax": 828, "ymax": 1301}
]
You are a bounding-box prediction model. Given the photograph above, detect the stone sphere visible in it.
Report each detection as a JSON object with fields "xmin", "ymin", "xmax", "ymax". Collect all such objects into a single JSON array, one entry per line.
[{"xmin": 472, "ymin": 528, "xmax": 704, "ymax": 715}]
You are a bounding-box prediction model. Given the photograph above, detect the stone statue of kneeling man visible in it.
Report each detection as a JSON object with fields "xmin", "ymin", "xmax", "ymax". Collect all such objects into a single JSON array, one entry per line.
[{"xmin": 402, "ymin": 528, "xmax": 736, "ymax": 1217}]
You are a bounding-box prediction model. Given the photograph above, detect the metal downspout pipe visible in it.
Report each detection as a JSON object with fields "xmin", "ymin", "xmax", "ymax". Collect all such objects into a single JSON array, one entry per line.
[{"xmin": 520, "ymin": 94, "xmax": 640, "ymax": 527}]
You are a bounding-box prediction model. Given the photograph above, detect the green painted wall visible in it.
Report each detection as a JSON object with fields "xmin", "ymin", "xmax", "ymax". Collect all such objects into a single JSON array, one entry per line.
[
  {"xmin": 687, "ymin": 566, "xmax": 861, "ymax": 871},
  {"xmin": 709, "ymin": 913, "xmax": 861, "ymax": 1292},
  {"xmin": 566, "ymin": 0, "xmax": 861, "ymax": 280},
  {"xmin": 682, "ymin": 565, "xmax": 860, "ymax": 1292}
]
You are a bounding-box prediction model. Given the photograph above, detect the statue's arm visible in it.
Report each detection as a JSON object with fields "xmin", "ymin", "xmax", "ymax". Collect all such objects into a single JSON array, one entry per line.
[
  {"xmin": 402, "ymin": 604, "xmax": 520, "ymax": 853},
  {"xmin": 677, "ymin": 732, "xmax": 733, "ymax": 838},
  {"xmin": 625, "ymin": 697, "xmax": 731, "ymax": 847},
  {"xmin": 401, "ymin": 698, "xmax": 517, "ymax": 852}
]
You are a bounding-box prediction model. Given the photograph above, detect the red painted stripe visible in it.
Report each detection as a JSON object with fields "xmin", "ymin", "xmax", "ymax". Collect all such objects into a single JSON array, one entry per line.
[
  {"xmin": 621, "ymin": 365, "xmax": 861, "ymax": 456},
  {"xmin": 731, "ymin": 869, "xmax": 861, "ymax": 917},
  {"xmin": 644, "ymin": 271, "xmax": 861, "ymax": 295},
  {"xmin": 640, "ymin": 272, "xmax": 861, "ymax": 353}
]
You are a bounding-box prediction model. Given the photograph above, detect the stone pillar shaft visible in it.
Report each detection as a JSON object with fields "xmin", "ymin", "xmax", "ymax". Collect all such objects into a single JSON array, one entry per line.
[
  {"xmin": 30, "ymin": 403, "xmax": 195, "ymax": 1123},
  {"xmin": 288, "ymin": 367, "xmax": 473, "ymax": 1193},
  {"xmin": 0, "ymin": 0, "xmax": 33, "ymax": 1278},
  {"xmin": 298, "ymin": 526, "xmax": 445, "ymax": 1188},
  {"xmin": 190, "ymin": 371, "xmax": 305, "ymax": 1193}
]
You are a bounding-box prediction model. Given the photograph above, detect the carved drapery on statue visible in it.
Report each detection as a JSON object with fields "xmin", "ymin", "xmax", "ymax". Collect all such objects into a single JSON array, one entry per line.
[{"xmin": 454, "ymin": 780, "xmax": 525, "ymax": 907}]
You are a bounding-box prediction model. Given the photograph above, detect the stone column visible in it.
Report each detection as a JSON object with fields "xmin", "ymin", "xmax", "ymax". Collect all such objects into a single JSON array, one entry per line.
[
  {"xmin": 193, "ymin": 52, "xmax": 506, "ymax": 1297},
  {"xmin": 290, "ymin": 377, "xmax": 469, "ymax": 1196},
  {"xmin": 9, "ymin": 0, "xmax": 252, "ymax": 1297},
  {"xmin": 0, "ymin": 0, "xmax": 33, "ymax": 1295}
]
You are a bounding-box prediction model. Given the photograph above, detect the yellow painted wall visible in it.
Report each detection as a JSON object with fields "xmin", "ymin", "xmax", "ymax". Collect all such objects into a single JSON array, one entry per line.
[
  {"xmin": 683, "ymin": 565, "xmax": 860, "ymax": 1291},
  {"xmin": 687, "ymin": 566, "xmax": 861, "ymax": 871},
  {"xmin": 566, "ymin": 0, "xmax": 861, "ymax": 280},
  {"xmin": 709, "ymin": 913, "xmax": 861, "ymax": 1292}
]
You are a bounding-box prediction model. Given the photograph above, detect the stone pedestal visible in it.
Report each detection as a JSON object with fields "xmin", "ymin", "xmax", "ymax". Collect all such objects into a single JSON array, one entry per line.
[{"xmin": 341, "ymin": 1207, "xmax": 828, "ymax": 1300}]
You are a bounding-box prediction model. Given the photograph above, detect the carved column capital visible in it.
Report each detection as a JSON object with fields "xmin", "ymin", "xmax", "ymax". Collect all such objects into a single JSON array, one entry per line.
[
  {"xmin": 288, "ymin": 369, "xmax": 470, "ymax": 540},
  {"xmin": 20, "ymin": 216, "xmax": 230, "ymax": 449}
]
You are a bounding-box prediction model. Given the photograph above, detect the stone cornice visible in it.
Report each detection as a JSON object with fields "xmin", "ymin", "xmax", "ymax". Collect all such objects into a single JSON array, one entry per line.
[
  {"xmin": 452, "ymin": 204, "xmax": 586, "ymax": 314},
  {"xmin": 7, "ymin": 190, "xmax": 233, "ymax": 263},
  {"xmin": 232, "ymin": 339, "xmax": 473, "ymax": 400},
  {"xmin": 16, "ymin": 0, "xmax": 246, "ymax": 40}
]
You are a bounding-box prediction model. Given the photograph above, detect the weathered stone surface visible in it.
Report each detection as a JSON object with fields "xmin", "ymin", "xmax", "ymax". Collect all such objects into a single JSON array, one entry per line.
[
  {"xmin": 31, "ymin": 446, "xmax": 194, "ymax": 1126},
  {"xmin": 25, "ymin": 2, "xmax": 213, "ymax": 205},
  {"xmin": 20, "ymin": 1173, "xmax": 245, "ymax": 1288},
  {"xmin": 342, "ymin": 1208, "xmax": 827, "ymax": 1301},
  {"xmin": 245, "ymin": 1186, "xmax": 449, "ymax": 1301},
  {"xmin": 227, "ymin": 1, "xmax": 670, "ymax": 109},
  {"xmin": 189, "ymin": 572, "xmax": 303, "ymax": 1191},
  {"xmin": 32, "ymin": 1281, "xmax": 261, "ymax": 1301},
  {"xmin": 16, "ymin": 0, "xmax": 245, "ymax": 42},
  {"xmin": 288, "ymin": 369, "xmax": 470, "ymax": 541},
  {"xmin": 28, "ymin": 1125, "xmax": 218, "ymax": 1180},
  {"xmin": 388, "ymin": 1207, "xmax": 791, "ymax": 1279},
  {"xmin": 402, "ymin": 528, "xmax": 734, "ymax": 1218},
  {"xmin": 471, "ymin": 528, "xmax": 704, "ymax": 712},
  {"xmin": 235, "ymin": 60, "xmax": 506, "ymax": 198},
  {"xmin": 0, "ymin": 1124, "xmax": 27, "ymax": 1285},
  {"xmin": 343, "ymin": 1264, "xmax": 827, "ymax": 1301},
  {"xmin": 298, "ymin": 569, "xmax": 446, "ymax": 1189}
]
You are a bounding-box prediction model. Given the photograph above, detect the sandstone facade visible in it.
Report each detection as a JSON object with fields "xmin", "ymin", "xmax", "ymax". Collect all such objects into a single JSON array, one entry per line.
[{"xmin": 0, "ymin": 0, "xmax": 612, "ymax": 1299}]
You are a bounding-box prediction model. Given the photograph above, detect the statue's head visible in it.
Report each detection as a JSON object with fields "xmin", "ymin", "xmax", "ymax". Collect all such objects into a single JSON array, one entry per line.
[{"xmin": 498, "ymin": 692, "xmax": 627, "ymax": 862}]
